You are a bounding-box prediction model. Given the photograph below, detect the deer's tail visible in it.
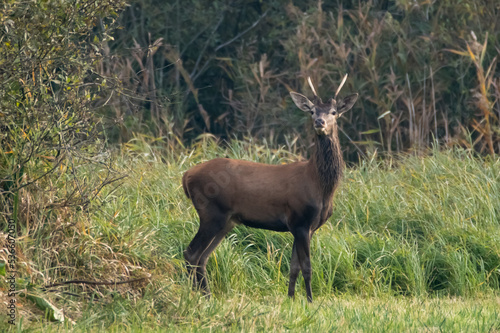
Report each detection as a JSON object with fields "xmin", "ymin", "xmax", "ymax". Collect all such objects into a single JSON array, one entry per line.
[{"xmin": 182, "ymin": 171, "xmax": 191, "ymax": 199}]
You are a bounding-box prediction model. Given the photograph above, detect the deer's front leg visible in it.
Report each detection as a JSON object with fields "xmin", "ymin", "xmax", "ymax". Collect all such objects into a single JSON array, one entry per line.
[{"xmin": 294, "ymin": 227, "xmax": 313, "ymax": 302}]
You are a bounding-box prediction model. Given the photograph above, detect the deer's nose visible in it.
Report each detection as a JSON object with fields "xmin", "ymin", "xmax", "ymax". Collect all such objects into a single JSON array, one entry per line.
[{"xmin": 314, "ymin": 118, "xmax": 326, "ymax": 127}]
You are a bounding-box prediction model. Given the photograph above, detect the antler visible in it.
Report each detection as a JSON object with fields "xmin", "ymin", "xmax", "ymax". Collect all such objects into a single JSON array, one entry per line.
[
  {"xmin": 307, "ymin": 76, "xmax": 318, "ymax": 97},
  {"xmin": 334, "ymin": 74, "xmax": 348, "ymax": 99}
]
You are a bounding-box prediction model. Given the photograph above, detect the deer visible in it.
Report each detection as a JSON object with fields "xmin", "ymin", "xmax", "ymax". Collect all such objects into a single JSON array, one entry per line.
[{"xmin": 182, "ymin": 75, "xmax": 358, "ymax": 302}]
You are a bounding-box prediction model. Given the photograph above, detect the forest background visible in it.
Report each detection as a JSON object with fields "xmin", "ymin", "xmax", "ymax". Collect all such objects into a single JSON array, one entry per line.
[{"xmin": 104, "ymin": 0, "xmax": 500, "ymax": 157}]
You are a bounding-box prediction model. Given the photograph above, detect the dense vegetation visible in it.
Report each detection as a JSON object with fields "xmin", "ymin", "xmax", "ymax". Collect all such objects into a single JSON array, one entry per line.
[
  {"xmin": 1, "ymin": 0, "xmax": 500, "ymax": 331},
  {"xmin": 105, "ymin": 0, "xmax": 500, "ymax": 157}
]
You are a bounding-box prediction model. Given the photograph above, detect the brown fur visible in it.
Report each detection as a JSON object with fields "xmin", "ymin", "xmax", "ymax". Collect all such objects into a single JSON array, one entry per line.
[{"xmin": 182, "ymin": 88, "xmax": 358, "ymax": 302}]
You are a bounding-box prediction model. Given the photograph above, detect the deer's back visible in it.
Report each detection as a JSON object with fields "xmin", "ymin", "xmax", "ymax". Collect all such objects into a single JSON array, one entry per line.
[{"xmin": 182, "ymin": 158, "xmax": 323, "ymax": 230}]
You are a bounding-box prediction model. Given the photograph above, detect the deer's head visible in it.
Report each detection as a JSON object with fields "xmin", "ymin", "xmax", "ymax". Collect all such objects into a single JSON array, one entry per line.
[{"xmin": 290, "ymin": 76, "xmax": 358, "ymax": 136}]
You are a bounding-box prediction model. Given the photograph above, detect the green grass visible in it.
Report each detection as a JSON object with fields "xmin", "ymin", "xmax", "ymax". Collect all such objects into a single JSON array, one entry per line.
[
  {"xmin": 11, "ymin": 294, "xmax": 500, "ymax": 332},
  {"xmin": 3, "ymin": 139, "xmax": 500, "ymax": 331}
]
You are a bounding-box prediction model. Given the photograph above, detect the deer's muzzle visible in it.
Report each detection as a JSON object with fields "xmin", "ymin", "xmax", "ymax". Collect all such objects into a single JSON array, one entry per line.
[{"xmin": 314, "ymin": 118, "xmax": 327, "ymax": 135}]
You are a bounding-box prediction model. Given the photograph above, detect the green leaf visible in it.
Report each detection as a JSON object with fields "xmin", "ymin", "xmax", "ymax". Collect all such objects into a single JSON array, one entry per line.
[
  {"xmin": 26, "ymin": 293, "xmax": 65, "ymax": 323},
  {"xmin": 360, "ymin": 129, "xmax": 380, "ymax": 135},
  {"xmin": 353, "ymin": 140, "xmax": 381, "ymax": 145},
  {"xmin": 0, "ymin": 261, "xmax": 6, "ymax": 276}
]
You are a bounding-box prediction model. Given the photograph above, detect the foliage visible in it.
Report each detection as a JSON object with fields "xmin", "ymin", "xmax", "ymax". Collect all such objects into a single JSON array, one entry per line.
[
  {"xmin": 102, "ymin": 0, "xmax": 500, "ymax": 157},
  {"xmin": 0, "ymin": 0, "xmax": 126, "ymax": 209},
  {"xmin": 0, "ymin": 0, "xmax": 126, "ymax": 321}
]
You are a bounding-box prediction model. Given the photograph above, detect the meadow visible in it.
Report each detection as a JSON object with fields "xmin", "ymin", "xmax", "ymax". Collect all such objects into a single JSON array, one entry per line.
[{"xmin": 3, "ymin": 138, "xmax": 499, "ymax": 331}]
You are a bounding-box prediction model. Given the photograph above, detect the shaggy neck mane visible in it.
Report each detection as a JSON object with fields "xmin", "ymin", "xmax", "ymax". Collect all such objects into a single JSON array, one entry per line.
[{"xmin": 311, "ymin": 129, "xmax": 344, "ymax": 197}]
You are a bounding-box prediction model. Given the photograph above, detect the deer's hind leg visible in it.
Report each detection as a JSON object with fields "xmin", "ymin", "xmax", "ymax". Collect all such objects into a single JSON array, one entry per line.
[
  {"xmin": 196, "ymin": 221, "xmax": 234, "ymax": 293},
  {"xmin": 184, "ymin": 205, "xmax": 232, "ymax": 295},
  {"xmin": 287, "ymin": 240, "xmax": 300, "ymax": 298}
]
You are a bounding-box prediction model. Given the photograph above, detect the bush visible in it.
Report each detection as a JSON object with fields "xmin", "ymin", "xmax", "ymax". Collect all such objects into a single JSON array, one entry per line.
[{"xmin": 0, "ymin": 0, "xmax": 126, "ymax": 315}]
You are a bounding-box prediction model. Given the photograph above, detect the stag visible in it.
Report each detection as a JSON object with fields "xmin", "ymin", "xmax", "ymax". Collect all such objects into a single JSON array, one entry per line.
[{"xmin": 182, "ymin": 76, "xmax": 358, "ymax": 302}]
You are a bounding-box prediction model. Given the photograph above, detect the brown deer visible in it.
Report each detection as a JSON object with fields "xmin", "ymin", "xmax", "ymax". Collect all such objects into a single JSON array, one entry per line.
[{"xmin": 182, "ymin": 76, "xmax": 358, "ymax": 302}]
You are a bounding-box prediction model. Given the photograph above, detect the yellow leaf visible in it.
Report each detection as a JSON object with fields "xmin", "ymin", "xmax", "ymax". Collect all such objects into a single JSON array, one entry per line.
[
  {"xmin": 443, "ymin": 48, "xmax": 468, "ymax": 57},
  {"xmin": 466, "ymin": 43, "xmax": 476, "ymax": 62}
]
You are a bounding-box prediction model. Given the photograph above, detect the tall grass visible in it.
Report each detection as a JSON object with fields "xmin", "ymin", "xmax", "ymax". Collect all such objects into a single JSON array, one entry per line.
[
  {"xmin": 106, "ymin": 138, "xmax": 500, "ymax": 298},
  {"xmin": 2, "ymin": 138, "xmax": 500, "ymax": 330}
]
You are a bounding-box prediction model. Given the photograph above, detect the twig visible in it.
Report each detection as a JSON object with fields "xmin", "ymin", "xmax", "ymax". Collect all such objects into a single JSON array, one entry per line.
[
  {"xmin": 338, "ymin": 126, "xmax": 367, "ymax": 159},
  {"xmin": 214, "ymin": 10, "xmax": 269, "ymax": 52},
  {"xmin": 180, "ymin": 25, "xmax": 209, "ymax": 58},
  {"xmin": 10, "ymin": 155, "xmax": 65, "ymax": 192},
  {"xmin": 191, "ymin": 9, "xmax": 269, "ymax": 83},
  {"xmin": 430, "ymin": 65, "xmax": 437, "ymax": 138},
  {"xmin": 406, "ymin": 73, "xmax": 416, "ymax": 148},
  {"xmin": 190, "ymin": 14, "xmax": 225, "ymax": 79}
]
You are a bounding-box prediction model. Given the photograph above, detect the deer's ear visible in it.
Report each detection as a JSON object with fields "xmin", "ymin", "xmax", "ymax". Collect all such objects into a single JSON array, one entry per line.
[
  {"xmin": 290, "ymin": 92, "xmax": 314, "ymax": 112},
  {"xmin": 337, "ymin": 93, "xmax": 359, "ymax": 115}
]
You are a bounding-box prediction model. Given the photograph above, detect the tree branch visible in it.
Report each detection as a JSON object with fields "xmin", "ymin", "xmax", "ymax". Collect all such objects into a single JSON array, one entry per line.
[{"xmin": 214, "ymin": 9, "xmax": 269, "ymax": 52}]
